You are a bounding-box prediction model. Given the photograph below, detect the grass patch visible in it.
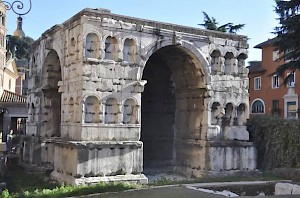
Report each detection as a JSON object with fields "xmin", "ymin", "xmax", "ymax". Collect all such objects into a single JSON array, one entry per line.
[
  {"xmin": 1, "ymin": 166, "xmax": 141, "ymax": 198},
  {"xmin": 149, "ymin": 171, "xmax": 287, "ymax": 186},
  {"xmin": 0, "ymin": 165, "xmax": 289, "ymax": 198},
  {"xmin": 3, "ymin": 166, "xmax": 59, "ymax": 194}
]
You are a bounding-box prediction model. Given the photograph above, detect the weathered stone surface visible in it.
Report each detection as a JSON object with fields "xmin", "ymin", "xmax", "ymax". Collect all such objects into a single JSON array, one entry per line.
[
  {"xmin": 25, "ymin": 8, "xmax": 256, "ymax": 184},
  {"xmin": 275, "ymin": 182, "xmax": 300, "ymax": 195}
]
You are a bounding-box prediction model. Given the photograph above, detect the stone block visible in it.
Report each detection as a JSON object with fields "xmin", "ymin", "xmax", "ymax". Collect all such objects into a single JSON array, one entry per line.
[
  {"xmin": 51, "ymin": 140, "xmax": 145, "ymax": 184},
  {"xmin": 224, "ymin": 126, "xmax": 249, "ymax": 141},
  {"xmin": 207, "ymin": 125, "xmax": 221, "ymax": 140},
  {"xmin": 275, "ymin": 183, "xmax": 300, "ymax": 195}
]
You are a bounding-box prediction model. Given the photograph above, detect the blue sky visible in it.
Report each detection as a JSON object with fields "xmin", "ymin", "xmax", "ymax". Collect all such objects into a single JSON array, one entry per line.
[{"xmin": 5, "ymin": 0, "xmax": 278, "ymax": 62}]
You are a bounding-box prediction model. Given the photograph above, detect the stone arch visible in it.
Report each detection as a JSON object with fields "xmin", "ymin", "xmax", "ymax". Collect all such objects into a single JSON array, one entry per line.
[
  {"xmin": 85, "ymin": 33, "xmax": 100, "ymax": 59},
  {"xmin": 123, "ymin": 38, "xmax": 137, "ymax": 64},
  {"xmin": 141, "ymin": 41, "xmax": 208, "ymax": 173},
  {"xmin": 104, "ymin": 36, "xmax": 119, "ymax": 61},
  {"xmin": 251, "ymin": 98, "xmax": 265, "ymax": 114},
  {"xmin": 84, "ymin": 96, "xmax": 102, "ymax": 123},
  {"xmin": 140, "ymin": 39, "xmax": 210, "ymax": 84},
  {"xmin": 41, "ymin": 49, "xmax": 62, "ymax": 137},
  {"xmin": 123, "ymin": 98, "xmax": 138, "ymax": 124},
  {"xmin": 104, "ymin": 98, "xmax": 119, "ymax": 124}
]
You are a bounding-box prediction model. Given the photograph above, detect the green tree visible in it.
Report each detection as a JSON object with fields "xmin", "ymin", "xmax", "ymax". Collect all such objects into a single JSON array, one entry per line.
[
  {"xmin": 198, "ymin": 12, "xmax": 245, "ymax": 33},
  {"xmin": 6, "ymin": 35, "xmax": 34, "ymax": 60},
  {"xmin": 274, "ymin": 0, "xmax": 300, "ymax": 83}
]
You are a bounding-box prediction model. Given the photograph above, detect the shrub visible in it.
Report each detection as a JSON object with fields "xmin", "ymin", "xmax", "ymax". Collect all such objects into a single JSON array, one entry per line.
[{"xmin": 247, "ymin": 115, "xmax": 300, "ymax": 170}]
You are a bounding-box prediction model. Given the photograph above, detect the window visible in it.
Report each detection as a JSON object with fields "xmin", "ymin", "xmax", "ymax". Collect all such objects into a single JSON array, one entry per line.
[
  {"xmin": 8, "ymin": 79, "xmax": 11, "ymax": 90},
  {"xmin": 272, "ymin": 50, "xmax": 280, "ymax": 61},
  {"xmin": 287, "ymin": 73, "xmax": 295, "ymax": 87},
  {"xmin": 284, "ymin": 49, "xmax": 292, "ymax": 62},
  {"xmin": 272, "ymin": 75, "xmax": 279, "ymax": 88},
  {"xmin": 287, "ymin": 101, "xmax": 297, "ymax": 119},
  {"xmin": 272, "ymin": 100, "xmax": 280, "ymax": 117},
  {"xmin": 254, "ymin": 77, "xmax": 261, "ymax": 90},
  {"xmin": 251, "ymin": 100, "xmax": 264, "ymax": 114}
]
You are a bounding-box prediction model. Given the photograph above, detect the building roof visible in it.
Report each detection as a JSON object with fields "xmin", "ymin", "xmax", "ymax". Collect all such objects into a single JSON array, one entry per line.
[
  {"xmin": 247, "ymin": 61, "xmax": 266, "ymax": 73},
  {"xmin": 254, "ymin": 37, "xmax": 280, "ymax": 49},
  {"xmin": 0, "ymin": 90, "xmax": 26, "ymax": 103}
]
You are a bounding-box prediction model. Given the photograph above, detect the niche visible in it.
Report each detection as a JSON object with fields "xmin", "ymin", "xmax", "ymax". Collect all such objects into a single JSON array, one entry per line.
[
  {"xmin": 84, "ymin": 96, "xmax": 102, "ymax": 123},
  {"xmin": 210, "ymin": 50, "xmax": 223, "ymax": 74},
  {"xmin": 105, "ymin": 36, "xmax": 119, "ymax": 61},
  {"xmin": 123, "ymin": 38, "xmax": 137, "ymax": 64},
  {"xmin": 123, "ymin": 99, "xmax": 138, "ymax": 124},
  {"xmin": 85, "ymin": 33, "xmax": 100, "ymax": 59},
  {"xmin": 105, "ymin": 98, "xmax": 119, "ymax": 124}
]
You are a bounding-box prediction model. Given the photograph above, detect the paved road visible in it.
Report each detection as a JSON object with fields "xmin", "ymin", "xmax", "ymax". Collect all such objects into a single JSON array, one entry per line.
[{"xmin": 76, "ymin": 185, "xmax": 300, "ymax": 198}]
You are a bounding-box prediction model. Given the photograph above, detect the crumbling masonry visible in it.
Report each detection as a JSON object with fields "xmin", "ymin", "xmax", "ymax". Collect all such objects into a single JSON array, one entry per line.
[{"xmin": 24, "ymin": 8, "xmax": 256, "ymax": 184}]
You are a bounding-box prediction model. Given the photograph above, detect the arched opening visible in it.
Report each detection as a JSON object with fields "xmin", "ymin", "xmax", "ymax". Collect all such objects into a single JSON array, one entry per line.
[
  {"xmin": 41, "ymin": 50, "xmax": 62, "ymax": 137},
  {"xmin": 142, "ymin": 45, "xmax": 207, "ymax": 174},
  {"xmin": 237, "ymin": 53, "xmax": 247, "ymax": 74},
  {"xmin": 123, "ymin": 38, "xmax": 136, "ymax": 63},
  {"xmin": 211, "ymin": 102, "xmax": 223, "ymax": 126},
  {"xmin": 105, "ymin": 36, "xmax": 119, "ymax": 61},
  {"xmin": 223, "ymin": 103, "xmax": 234, "ymax": 127},
  {"xmin": 105, "ymin": 98, "xmax": 119, "ymax": 124},
  {"xmin": 236, "ymin": 103, "xmax": 247, "ymax": 126},
  {"xmin": 224, "ymin": 52, "xmax": 235, "ymax": 75},
  {"xmin": 123, "ymin": 98, "xmax": 138, "ymax": 124},
  {"xmin": 210, "ymin": 50, "xmax": 223, "ymax": 74},
  {"xmin": 85, "ymin": 33, "xmax": 100, "ymax": 59},
  {"xmin": 84, "ymin": 96, "xmax": 101, "ymax": 123}
]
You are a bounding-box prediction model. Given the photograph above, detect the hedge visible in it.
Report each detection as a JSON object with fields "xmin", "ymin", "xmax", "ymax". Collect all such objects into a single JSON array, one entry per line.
[{"xmin": 247, "ymin": 115, "xmax": 300, "ymax": 170}]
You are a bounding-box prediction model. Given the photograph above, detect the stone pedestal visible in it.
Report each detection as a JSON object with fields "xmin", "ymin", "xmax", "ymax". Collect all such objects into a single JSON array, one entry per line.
[
  {"xmin": 50, "ymin": 140, "xmax": 147, "ymax": 185},
  {"xmin": 207, "ymin": 141, "xmax": 256, "ymax": 171}
]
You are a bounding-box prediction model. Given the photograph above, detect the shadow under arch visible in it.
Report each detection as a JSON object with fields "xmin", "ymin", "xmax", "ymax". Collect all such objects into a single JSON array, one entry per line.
[
  {"xmin": 41, "ymin": 49, "xmax": 62, "ymax": 137},
  {"xmin": 141, "ymin": 44, "xmax": 208, "ymax": 175}
]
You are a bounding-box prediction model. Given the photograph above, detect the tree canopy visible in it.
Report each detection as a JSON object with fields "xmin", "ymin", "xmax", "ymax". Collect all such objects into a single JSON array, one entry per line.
[
  {"xmin": 274, "ymin": 0, "xmax": 300, "ymax": 82},
  {"xmin": 6, "ymin": 35, "xmax": 34, "ymax": 60},
  {"xmin": 199, "ymin": 12, "xmax": 245, "ymax": 33}
]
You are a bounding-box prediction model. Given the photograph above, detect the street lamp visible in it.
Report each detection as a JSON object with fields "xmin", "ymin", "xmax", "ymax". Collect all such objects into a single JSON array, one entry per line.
[
  {"xmin": 2, "ymin": 0, "xmax": 32, "ymax": 38},
  {"xmin": 1, "ymin": 0, "xmax": 31, "ymax": 16}
]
